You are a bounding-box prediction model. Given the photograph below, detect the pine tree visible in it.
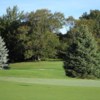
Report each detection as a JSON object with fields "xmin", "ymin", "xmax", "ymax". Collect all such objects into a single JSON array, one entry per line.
[
  {"xmin": 0, "ymin": 36, "xmax": 9, "ymax": 69},
  {"xmin": 63, "ymin": 25, "xmax": 100, "ymax": 78}
]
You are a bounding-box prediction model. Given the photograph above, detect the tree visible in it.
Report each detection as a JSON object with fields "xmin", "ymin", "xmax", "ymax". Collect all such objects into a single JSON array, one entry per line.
[
  {"xmin": 0, "ymin": 6, "xmax": 24, "ymax": 62},
  {"xmin": 0, "ymin": 36, "xmax": 9, "ymax": 69},
  {"xmin": 63, "ymin": 25, "xmax": 100, "ymax": 78},
  {"xmin": 17, "ymin": 24, "xmax": 31, "ymax": 60},
  {"xmin": 57, "ymin": 33, "xmax": 69, "ymax": 59},
  {"xmin": 28, "ymin": 9, "xmax": 65, "ymax": 33},
  {"xmin": 27, "ymin": 9, "xmax": 61, "ymax": 60},
  {"xmin": 66, "ymin": 16, "xmax": 75, "ymax": 28},
  {"xmin": 79, "ymin": 10, "xmax": 100, "ymax": 50},
  {"xmin": 0, "ymin": 7, "xmax": 66, "ymax": 62}
]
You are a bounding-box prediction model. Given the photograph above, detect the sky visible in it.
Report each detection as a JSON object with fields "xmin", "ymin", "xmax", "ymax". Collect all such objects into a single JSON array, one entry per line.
[{"xmin": 0, "ymin": 0, "xmax": 100, "ymax": 33}]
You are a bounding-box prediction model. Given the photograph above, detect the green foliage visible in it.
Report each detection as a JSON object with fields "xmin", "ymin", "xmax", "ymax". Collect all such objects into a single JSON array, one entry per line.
[
  {"xmin": 0, "ymin": 36, "xmax": 9, "ymax": 69},
  {"xmin": 0, "ymin": 6, "xmax": 24, "ymax": 62},
  {"xmin": 25, "ymin": 9, "xmax": 62, "ymax": 60},
  {"xmin": 79, "ymin": 10, "xmax": 100, "ymax": 50},
  {"xmin": 0, "ymin": 6, "xmax": 100, "ymax": 63},
  {"xmin": 63, "ymin": 25, "xmax": 100, "ymax": 78},
  {"xmin": 0, "ymin": 7, "xmax": 65, "ymax": 62},
  {"xmin": 57, "ymin": 33, "xmax": 69, "ymax": 59}
]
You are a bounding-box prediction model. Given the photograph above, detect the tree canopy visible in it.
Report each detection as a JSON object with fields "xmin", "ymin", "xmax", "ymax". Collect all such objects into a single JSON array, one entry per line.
[
  {"xmin": 0, "ymin": 6, "xmax": 65, "ymax": 62},
  {"xmin": 0, "ymin": 6, "xmax": 100, "ymax": 66}
]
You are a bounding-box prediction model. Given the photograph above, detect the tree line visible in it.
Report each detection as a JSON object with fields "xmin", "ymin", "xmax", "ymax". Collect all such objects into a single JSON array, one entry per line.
[
  {"xmin": 0, "ymin": 7, "xmax": 99, "ymax": 62},
  {"xmin": 0, "ymin": 6, "xmax": 66, "ymax": 62},
  {"xmin": 0, "ymin": 6, "xmax": 100, "ymax": 78}
]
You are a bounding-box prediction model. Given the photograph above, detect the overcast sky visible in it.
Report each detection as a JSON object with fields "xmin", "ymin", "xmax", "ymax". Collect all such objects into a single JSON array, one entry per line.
[{"xmin": 0, "ymin": 0, "xmax": 100, "ymax": 33}]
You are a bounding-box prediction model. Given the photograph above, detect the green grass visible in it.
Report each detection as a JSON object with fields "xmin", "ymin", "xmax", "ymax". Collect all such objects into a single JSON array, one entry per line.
[
  {"xmin": 0, "ymin": 61, "xmax": 100, "ymax": 100},
  {"xmin": 0, "ymin": 61, "xmax": 67, "ymax": 79},
  {"xmin": 10, "ymin": 61, "xmax": 63, "ymax": 69},
  {"xmin": 0, "ymin": 80, "xmax": 100, "ymax": 100}
]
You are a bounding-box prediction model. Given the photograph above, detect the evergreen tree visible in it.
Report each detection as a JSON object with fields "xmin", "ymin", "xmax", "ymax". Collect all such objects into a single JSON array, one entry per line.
[
  {"xmin": 0, "ymin": 36, "xmax": 9, "ymax": 69},
  {"xmin": 79, "ymin": 10, "xmax": 100, "ymax": 50},
  {"xmin": 0, "ymin": 6, "xmax": 24, "ymax": 62},
  {"xmin": 63, "ymin": 25, "xmax": 100, "ymax": 78}
]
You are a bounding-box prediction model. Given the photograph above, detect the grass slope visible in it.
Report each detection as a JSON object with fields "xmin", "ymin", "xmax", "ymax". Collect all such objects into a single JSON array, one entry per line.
[{"xmin": 0, "ymin": 61, "xmax": 67, "ymax": 78}]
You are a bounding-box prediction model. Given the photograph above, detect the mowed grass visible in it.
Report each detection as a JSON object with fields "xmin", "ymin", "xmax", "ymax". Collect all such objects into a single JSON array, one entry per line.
[
  {"xmin": 0, "ymin": 61, "xmax": 100, "ymax": 100},
  {"xmin": 0, "ymin": 80, "xmax": 100, "ymax": 100},
  {"xmin": 0, "ymin": 61, "xmax": 67, "ymax": 78}
]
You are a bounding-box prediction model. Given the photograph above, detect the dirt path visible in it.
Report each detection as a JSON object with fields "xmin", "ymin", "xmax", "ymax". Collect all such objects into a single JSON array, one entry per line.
[{"xmin": 0, "ymin": 76, "xmax": 100, "ymax": 87}]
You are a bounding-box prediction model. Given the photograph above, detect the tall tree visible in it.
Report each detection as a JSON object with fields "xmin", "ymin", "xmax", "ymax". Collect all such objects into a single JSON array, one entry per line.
[
  {"xmin": 26, "ymin": 9, "xmax": 63, "ymax": 60},
  {"xmin": 0, "ymin": 36, "xmax": 9, "ymax": 69},
  {"xmin": 0, "ymin": 6, "xmax": 24, "ymax": 62},
  {"xmin": 79, "ymin": 10, "xmax": 100, "ymax": 49},
  {"xmin": 63, "ymin": 25, "xmax": 100, "ymax": 78}
]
